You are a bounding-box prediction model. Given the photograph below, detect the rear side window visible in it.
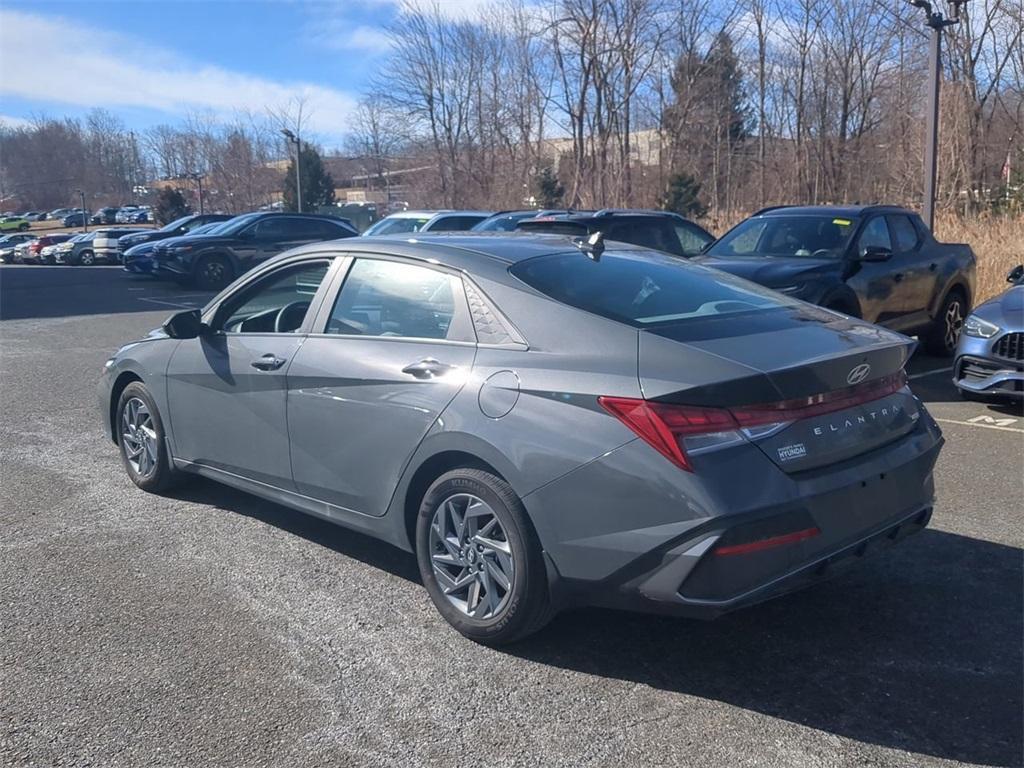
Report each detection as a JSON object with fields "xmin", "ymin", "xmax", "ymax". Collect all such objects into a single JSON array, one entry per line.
[
  {"xmin": 887, "ymin": 215, "xmax": 920, "ymax": 252},
  {"xmin": 606, "ymin": 220, "xmax": 680, "ymax": 254},
  {"xmin": 430, "ymin": 215, "xmax": 486, "ymax": 231},
  {"xmin": 326, "ymin": 259, "xmax": 464, "ymax": 340},
  {"xmin": 517, "ymin": 220, "xmax": 587, "ymax": 236},
  {"xmin": 512, "ymin": 250, "xmax": 800, "ymax": 327}
]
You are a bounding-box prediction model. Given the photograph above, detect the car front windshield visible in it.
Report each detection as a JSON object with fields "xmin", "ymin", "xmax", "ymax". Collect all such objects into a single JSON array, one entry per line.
[
  {"xmin": 512, "ymin": 249, "xmax": 801, "ymax": 327},
  {"xmin": 161, "ymin": 215, "xmax": 194, "ymax": 232},
  {"xmin": 365, "ymin": 216, "xmax": 431, "ymax": 236},
  {"xmin": 708, "ymin": 215, "xmax": 859, "ymax": 259}
]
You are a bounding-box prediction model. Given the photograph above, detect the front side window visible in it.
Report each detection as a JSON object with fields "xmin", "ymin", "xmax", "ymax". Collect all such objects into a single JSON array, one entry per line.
[
  {"xmin": 858, "ymin": 217, "xmax": 892, "ymax": 255},
  {"xmin": 709, "ymin": 216, "xmax": 857, "ymax": 258},
  {"xmin": 218, "ymin": 261, "xmax": 331, "ymax": 333},
  {"xmin": 326, "ymin": 259, "xmax": 461, "ymax": 340},
  {"xmin": 512, "ymin": 249, "xmax": 801, "ymax": 327}
]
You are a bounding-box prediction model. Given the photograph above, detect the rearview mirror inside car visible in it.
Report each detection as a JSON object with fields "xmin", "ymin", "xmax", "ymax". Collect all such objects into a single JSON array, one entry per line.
[
  {"xmin": 1007, "ymin": 264, "xmax": 1023, "ymax": 283},
  {"xmin": 859, "ymin": 245, "xmax": 893, "ymax": 262},
  {"xmin": 162, "ymin": 308, "xmax": 206, "ymax": 339}
]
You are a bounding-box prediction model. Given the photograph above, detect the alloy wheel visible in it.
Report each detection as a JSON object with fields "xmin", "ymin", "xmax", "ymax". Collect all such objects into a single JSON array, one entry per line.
[
  {"xmin": 121, "ymin": 397, "xmax": 158, "ymax": 477},
  {"xmin": 201, "ymin": 260, "xmax": 226, "ymax": 286},
  {"xmin": 944, "ymin": 299, "xmax": 963, "ymax": 351},
  {"xmin": 428, "ymin": 493, "xmax": 515, "ymax": 619}
]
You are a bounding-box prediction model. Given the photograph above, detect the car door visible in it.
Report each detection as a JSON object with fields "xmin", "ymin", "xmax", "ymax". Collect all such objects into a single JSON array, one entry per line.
[
  {"xmin": 286, "ymin": 256, "xmax": 477, "ymax": 515},
  {"xmin": 844, "ymin": 214, "xmax": 912, "ymax": 326},
  {"xmin": 886, "ymin": 213, "xmax": 938, "ymax": 329},
  {"xmin": 165, "ymin": 258, "xmax": 336, "ymax": 488}
]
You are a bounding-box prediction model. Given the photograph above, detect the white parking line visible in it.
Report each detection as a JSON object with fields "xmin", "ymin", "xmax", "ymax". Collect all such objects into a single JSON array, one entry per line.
[
  {"xmin": 934, "ymin": 417, "xmax": 1024, "ymax": 434},
  {"xmin": 908, "ymin": 366, "xmax": 953, "ymax": 380}
]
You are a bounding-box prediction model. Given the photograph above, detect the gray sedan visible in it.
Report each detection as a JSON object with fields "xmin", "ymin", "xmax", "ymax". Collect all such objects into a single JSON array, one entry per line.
[
  {"xmin": 953, "ymin": 264, "xmax": 1023, "ymax": 400},
  {"xmin": 99, "ymin": 234, "xmax": 944, "ymax": 644}
]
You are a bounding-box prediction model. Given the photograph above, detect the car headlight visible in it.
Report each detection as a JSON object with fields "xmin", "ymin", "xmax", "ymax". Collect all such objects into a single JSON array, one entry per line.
[{"xmin": 963, "ymin": 314, "xmax": 1000, "ymax": 338}]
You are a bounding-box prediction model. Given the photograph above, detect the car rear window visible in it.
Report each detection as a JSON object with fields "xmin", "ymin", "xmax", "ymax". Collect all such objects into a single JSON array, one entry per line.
[{"xmin": 511, "ymin": 249, "xmax": 800, "ymax": 327}]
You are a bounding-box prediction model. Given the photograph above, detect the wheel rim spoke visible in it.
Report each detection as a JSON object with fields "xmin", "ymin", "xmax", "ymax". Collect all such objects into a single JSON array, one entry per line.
[
  {"xmin": 428, "ymin": 491, "xmax": 516, "ymax": 620},
  {"xmin": 121, "ymin": 397, "xmax": 158, "ymax": 477}
]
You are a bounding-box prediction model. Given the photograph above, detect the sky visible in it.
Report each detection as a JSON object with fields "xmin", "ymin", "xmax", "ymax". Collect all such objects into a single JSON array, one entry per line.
[{"xmin": 0, "ymin": 0, "xmax": 489, "ymax": 148}]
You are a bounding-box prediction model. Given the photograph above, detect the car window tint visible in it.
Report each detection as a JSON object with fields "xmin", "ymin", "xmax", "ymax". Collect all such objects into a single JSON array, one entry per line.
[
  {"xmin": 607, "ymin": 220, "xmax": 679, "ymax": 253},
  {"xmin": 327, "ymin": 259, "xmax": 460, "ymax": 340},
  {"xmin": 512, "ymin": 250, "xmax": 801, "ymax": 327},
  {"xmin": 888, "ymin": 215, "xmax": 919, "ymax": 252},
  {"xmin": 431, "ymin": 215, "xmax": 484, "ymax": 231},
  {"xmin": 858, "ymin": 217, "xmax": 891, "ymax": 254},
  {"xmin": 220, "ymin": 262, "xmax": 331, "ymax": 333},
  {"xmin": 675, "ymin": 223, "xmax": 713, "ymax": 256},
  {"xmin": 254, "ymin": 218, "xmax": 289, "ymax": 239}
]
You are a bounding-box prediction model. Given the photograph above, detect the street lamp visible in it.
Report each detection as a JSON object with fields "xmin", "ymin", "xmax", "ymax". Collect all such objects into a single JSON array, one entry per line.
[
  {"xmin": 75, "ymin": 189, "xmax": 87, "ymax": 233},
  {"xmin": 907, "ymin": 0, "xmax": 965, "ymax": 230},
  {"xmin": 281, "ymin": 128, "xmax": 302, "ymax": 213},
  {"xmin": 188, "ymin": 172, "xmax": 205, "ymax": 215}
]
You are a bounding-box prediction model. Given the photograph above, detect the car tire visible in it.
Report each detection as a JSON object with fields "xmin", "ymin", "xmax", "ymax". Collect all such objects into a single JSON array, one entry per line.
[
  {"xmin": 18, "ymin": 223, "xmax": 29, "ymax": 232},
  {"xmin": 416, "ymin": 468, "xmax": 553, "ymax": 645},
  {"xmin": 116, "ymin": 382, "xmax": 183, "ymax": 493},
  {"xmin": 194, "ymin": 254, "xmax": 233, "ymax": 291},
  {"xmin": 923, "ymin": 290, "xmax": 967, "ymax": 357}
]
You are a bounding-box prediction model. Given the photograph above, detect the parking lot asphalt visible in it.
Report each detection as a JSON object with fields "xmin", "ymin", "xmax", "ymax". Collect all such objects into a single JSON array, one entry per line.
[{"xmin": 1, "ymin": 264, "xmax": 1021, "ymax": 768}]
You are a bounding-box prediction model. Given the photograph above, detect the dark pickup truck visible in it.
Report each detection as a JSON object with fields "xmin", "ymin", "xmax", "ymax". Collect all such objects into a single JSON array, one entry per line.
[{"xmin": 695, "ymin": 205, "xmax": 977, "ymax": 356}]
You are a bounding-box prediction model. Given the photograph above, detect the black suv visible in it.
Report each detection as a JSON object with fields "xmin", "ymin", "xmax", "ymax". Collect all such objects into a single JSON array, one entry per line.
[
  {"xmin": 153, "ymin": 212, "xmax": 358, "ymax": 289},
  {"xmin": 695, "ymin": 205, "xmax": 977, "ymax": 355},
  {"xmin": 118, "ymin": 213, "xmax": 235, "ymax": 256},
  {"xmin": 517, "ymin": 209, "xmax": 714, "ymax": 257}
]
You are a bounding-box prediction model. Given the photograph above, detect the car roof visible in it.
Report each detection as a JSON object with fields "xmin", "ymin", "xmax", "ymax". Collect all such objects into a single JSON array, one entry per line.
[
  {"xmin": 295, "ymin": 231, "xmax": 646, "ymax": 279},
  {"xmin": 385, "ymin": 209, "xmax": 451, "ymax": 219},
  {"xmin": 754, "ymin": 204, "xmax": 917, "ymax": 217}
]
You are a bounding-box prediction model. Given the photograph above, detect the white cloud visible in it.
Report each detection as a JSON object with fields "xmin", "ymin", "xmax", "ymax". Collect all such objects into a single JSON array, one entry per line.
[
  {"xmin": 0, "ymin": 114, "xmax": 33, "ymax": 130},
  {"xmin": 306, "ymin": 19, "xmax": 394, "ymax": 54},
  {"xmin": 0, "ymin": 10, "xmax": 359, "ymax": 139}
]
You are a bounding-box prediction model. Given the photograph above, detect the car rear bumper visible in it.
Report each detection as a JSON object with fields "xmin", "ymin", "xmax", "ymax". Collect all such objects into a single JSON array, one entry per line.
[
  {"xmin": 953, "ymin": 354, "xmax": 1024, "ymax": 399},
  {"xmin": 527, "ymin": 407, "xmax": 943, "ymax": 617}
]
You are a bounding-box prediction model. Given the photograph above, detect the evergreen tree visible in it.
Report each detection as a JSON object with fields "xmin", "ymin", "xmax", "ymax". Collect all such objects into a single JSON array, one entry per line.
[
  {"xmin": 533, "ymin": 165, "xmax": 565, "ymax": 208},
  {"xmin": 704, "ymin": 31, "xmax": 751, "ymax": 145},
  {"xmin": 155, "ymin": 187, "xmax": 190, "ymax": 225},
  {"xmin": 661, "ymin": 173, "xmax": 707, "ymax": 218},
  {"xmin": 283, "ymin": 144, "xmax": 336, "ymax": 213}
]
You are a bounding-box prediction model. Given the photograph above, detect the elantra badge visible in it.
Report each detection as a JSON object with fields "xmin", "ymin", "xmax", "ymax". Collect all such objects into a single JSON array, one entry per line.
[{"xmin": 847, "ymin": 363, "xmax": 872, "ymax": 385}]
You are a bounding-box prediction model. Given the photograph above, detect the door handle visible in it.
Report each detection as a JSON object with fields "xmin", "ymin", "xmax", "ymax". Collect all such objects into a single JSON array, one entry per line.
[
  {"xmin": 251, "ymin": 353, "xmax": 287, "ymax": 371},
  {"xmin": 401, "ymin": 358, "xmax": 456, "ymax": 379},
  {"xmin": 893, "ymin": 273, "xmax": 905, "ymax": 283},
  {"xmin": 929, "ymin": 263, "xmax": 938, "ymax": 271}
]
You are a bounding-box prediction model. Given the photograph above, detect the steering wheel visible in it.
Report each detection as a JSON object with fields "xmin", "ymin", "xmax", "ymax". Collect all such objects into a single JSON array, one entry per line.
[{"xmin": 274, "ymin": 301, "xmax": 310, "ymax": 333}]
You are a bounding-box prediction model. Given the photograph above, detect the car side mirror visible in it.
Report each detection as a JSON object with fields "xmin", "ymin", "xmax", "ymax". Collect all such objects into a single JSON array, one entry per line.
[
  {"xmin": 859, "ymin": 245, "xmax": 893, "ymax": 262},
  {"xmin": 162, "ymin": 308, "xmax": 207, "ymax": 339},
  {"xmin": 1007, "ymin": 264, "xmax": 1024, "ymax": 283}
]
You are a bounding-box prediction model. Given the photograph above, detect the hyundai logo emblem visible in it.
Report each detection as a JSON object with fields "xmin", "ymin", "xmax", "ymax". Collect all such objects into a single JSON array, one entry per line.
[{"xmin": 847, "ymin": 363, "xmax": 872, "ymax": 385}]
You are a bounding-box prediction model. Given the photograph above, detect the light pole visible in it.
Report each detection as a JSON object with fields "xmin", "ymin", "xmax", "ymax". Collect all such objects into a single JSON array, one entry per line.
[
  {"xmin": 75, "ymin": 189, "xmax": 87, "ymax": 233},
  {"xmin": 908, "ymin": 0, "xmax": 964, "ymax": 230},
  {"xmin": 188, "ymin": 172, "xmax": 205, "ymax": 215},
  {"xmin": 281, "ymin": 128, "xmax": 302, "ymax": 213}
]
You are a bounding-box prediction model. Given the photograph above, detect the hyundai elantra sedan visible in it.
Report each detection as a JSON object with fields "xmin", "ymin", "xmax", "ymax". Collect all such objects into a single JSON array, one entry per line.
[{"xmin": 100, "ymin": 233, "xmax": 943, "ymax": 644}]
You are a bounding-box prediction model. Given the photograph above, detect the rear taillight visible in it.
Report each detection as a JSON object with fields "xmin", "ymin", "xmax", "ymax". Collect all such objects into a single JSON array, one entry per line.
[{"xmin": 599, "ymin": 371, "xmax": 908, "ymax": 472}]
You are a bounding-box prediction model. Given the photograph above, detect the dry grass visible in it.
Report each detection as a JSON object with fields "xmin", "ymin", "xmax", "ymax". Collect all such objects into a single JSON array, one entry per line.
[
  {"xmin": 934, "ymin": 214, "xmax": 1023, "ymax": 303},
  {"xmin": 697, "ymin": 211, "xmax": 1024, "ymax": 304}
]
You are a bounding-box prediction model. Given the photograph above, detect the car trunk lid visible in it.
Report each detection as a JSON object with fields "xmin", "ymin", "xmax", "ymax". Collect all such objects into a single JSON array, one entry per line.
[{"xmin": 638, "ymin": 305, "xmax": 919, "ymax": 472}]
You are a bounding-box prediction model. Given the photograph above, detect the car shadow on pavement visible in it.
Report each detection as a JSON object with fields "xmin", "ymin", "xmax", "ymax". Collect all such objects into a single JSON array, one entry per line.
[
  {"xmin": 510, "ymin": 529, "xmax": 1022, "ymax": 767},
  {"xmin": 169, "ymin": 479, "xmax": 422, "ymax": 584},
  {"xmin": 174, "ymin": 477, "xmax": 1022, "ymax": 766}
]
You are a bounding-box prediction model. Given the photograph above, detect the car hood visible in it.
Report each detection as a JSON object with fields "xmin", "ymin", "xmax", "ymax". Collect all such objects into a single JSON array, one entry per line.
[
  {"xmin": 971, "ymin": 285, "xmax": 1023, "ymax": 330},
  {"xmin": 122, "ymin": 230, "xmax": 172, "ymax": 246},
  {"xmin": 691, "ymin": 254, "xmax": 838, "ymax": 287}
]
